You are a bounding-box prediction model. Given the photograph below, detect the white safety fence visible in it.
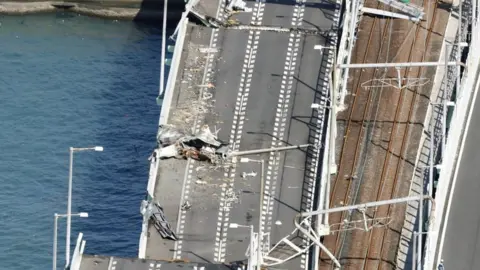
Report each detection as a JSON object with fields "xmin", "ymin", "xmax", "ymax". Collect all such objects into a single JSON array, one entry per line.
[
  {"xmin": 334, "ymin": 0, "xmax": 363, "ymax": 110},
  {"xmin": 137, "ymin": 15, "xmax": 190, "ymax": 259},
  {"xmin": 395, "ymin": 2, "xmax": 460, "ymax": 267},
  {"xmin": 424, "ymin": 15, "xmax": 480, "ymax": 269},
  {"xmin": 308, "ymin": 0, "xmax": 363, "ymax": 267}
]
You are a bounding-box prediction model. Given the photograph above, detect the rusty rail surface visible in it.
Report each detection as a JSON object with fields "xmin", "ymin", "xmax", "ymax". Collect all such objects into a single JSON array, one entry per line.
[{"xmin": 319, "ymin": 0, "xmax": 442, "ymax": 268}]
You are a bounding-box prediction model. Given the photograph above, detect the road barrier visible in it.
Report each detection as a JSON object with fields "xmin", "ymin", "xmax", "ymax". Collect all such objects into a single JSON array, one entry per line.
[
  {"xmin": 424, "ymin": 16, "xmax": 480, "ymax": 269},
  {"xmin": 334, "ymin": 0, "xmax": 363, "ymax": 110},
  {"xmin": 70, "ymin": 233, "xmax": 86, "ymax": 270},
  {"xmin": 138, "ymin": 15, "xmax": 190, "ymax": 259}
]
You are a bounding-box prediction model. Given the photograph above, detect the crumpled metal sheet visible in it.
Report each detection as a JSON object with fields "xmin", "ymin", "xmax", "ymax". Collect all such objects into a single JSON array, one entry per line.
[
  {"xmin": 158, "ymin": 144, "xmax": 179, "ymax": 158},
  {"xmin": 156, "ymin": 124, "xmax": 229, "ymax": 163},
  {"xmin": 194, "ymin": 125, "xmax": 223, "ymax": 147},
  {"xmin": 157, "ymin": 124, "xmax": 186, "ymax": 147}
]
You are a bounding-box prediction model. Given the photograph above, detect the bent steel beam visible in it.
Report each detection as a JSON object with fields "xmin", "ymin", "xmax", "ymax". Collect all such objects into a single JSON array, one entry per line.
[{"xmin": 294, "ymin": 195, "xmax": 434, "ymax": 269}]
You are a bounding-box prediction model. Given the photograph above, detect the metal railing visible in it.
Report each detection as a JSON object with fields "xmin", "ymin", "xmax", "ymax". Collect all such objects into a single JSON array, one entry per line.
[
  {"xmin": 425, "ymin": 16, "xmax": 480, "ymax": 269},
  {"xmin": 138, "ymin": 15, "xmax": 190, "ymax": 259}
]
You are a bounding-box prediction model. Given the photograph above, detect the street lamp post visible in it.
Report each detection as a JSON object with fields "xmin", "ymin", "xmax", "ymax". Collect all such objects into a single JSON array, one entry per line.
[
  {"xmin": 230, "ymin": 223, "xmax": 256, "ymax": 270},
  {"xmin": 412, "ymin": 231, "xmax": 431, "ymax": 270},
  {"xmin": 66, "ymin": 146, "xmax": 103, "ymax": 268},
  {"xmin": 54, "ymin": 212, "xmax": 88, "ymax": 270},
  {"xmin": 314, "ymin": 44, "xmax": 338, "ymax": 222},
  {"xmin": 239, "ymin": 158, "xmax": 265, "ymax": 270}
]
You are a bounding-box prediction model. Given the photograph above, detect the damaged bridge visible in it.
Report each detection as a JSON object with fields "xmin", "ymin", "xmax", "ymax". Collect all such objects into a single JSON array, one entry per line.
[{"xmin": 139, "ymin": 0, "xmax": 340, "ymax": 269}]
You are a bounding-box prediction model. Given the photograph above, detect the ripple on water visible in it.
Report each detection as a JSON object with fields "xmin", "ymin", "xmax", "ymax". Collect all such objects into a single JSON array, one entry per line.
[{"xmin": 0, "ymin": 13, "xmax": 172, "ymax": 270}]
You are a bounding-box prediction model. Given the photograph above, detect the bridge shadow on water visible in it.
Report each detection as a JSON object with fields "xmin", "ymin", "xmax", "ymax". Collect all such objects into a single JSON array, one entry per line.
[{"xmin": 134, "ymin": 0, "xmax": 185, "ymax": 25}]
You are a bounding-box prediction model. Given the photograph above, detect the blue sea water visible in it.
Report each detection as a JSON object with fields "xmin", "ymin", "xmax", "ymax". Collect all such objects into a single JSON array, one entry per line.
[{"xmin": 0, "ymin": 13, "xmax": 170, "ymax": 270}]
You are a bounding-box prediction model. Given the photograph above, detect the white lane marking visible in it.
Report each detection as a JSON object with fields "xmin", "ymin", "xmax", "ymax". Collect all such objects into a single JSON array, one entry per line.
[
  {"xmin": 108, "ymin": 257, "xmax": 117, "ymax": 270},
  {"xmin": 437, "ymin": 60, "xmax": 480, "ymax": 263},
  {"xmin": 302, "ymin": 4, "xmax": 340, "ymax": 270},
  {"xmin": 173, "ymin": 0, "xmax": 227, "ymax": 260},
  {"xmin": 149, "ymin": 262, "xmax": 162, "ymax": 270},
  {"xmin": 255, "ymin": 0, "xmax": 312, "ymax": 268},
  {"xmin": 214, "ymin": 0, "xmax": 266, "ymax": 263},
  {"xmin": 262, "ymin": 0, "xmax": 305, "ymax": 235},
  {"xmin": 298, "ymin": 33, "xmax": 336, "ymax": 269}
]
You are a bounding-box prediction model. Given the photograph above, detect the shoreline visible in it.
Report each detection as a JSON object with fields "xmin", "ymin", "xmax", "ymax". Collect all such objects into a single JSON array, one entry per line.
[{"xmin": 0, "ymin": 1, "xmax": 185, "ymax": 22}]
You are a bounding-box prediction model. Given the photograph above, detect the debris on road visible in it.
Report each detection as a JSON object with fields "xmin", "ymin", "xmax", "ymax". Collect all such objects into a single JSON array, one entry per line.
[
  {"xmin": 156, "ymin": 124, "xmax": 230, "ymax": 164},
  {"xmin": 241, "ymin": 171, "xmax": 257, "ymax": 179},
  {"xmin": 195, "ymin": 180, "xmax": 208, "ymax": 185},
  {"xmin": 226, "ymin": 0, "xmax": 252, "ymax": 12},
  {"xmin": 181, "ymin": 201, "xmax": 192, "ymax": 211},
  {"xmin": 141, "ymin": 200, "xmax": 178, "ymax": 241}
]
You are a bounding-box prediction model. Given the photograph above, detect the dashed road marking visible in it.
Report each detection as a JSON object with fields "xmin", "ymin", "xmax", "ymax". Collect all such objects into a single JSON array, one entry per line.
[
  {"xmin": 108, "ymin": 257, "xmax": 117, "ymax": 270},
  {"xmin": 148, "ymin": 262, "xmax": 162, "ymax": 270},
  {"xmin": 173, "ymin": 0, "xmax": 228, "ymax": 260},
  {"xmin": 214, "ymin": 0, "xmax": 266, "ymax": 263},
  {"xmin": 256, "ymin": 0, "xmax": 310, "ymax": 267}
]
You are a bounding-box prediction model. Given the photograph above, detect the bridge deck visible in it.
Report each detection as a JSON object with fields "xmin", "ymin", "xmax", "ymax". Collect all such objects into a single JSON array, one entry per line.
[{"xmin": 145, "ymin": 0, "xmax": 337, "ymax": 268}]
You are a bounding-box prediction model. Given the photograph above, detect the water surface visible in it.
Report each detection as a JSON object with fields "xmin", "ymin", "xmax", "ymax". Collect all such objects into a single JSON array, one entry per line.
[{"xmin": 0, "ymin": 12, "xmax": 168, "ymax": 269}]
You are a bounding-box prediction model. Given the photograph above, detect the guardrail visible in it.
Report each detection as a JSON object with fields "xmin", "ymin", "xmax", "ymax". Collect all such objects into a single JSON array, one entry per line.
[
  {"xmin": 137, "ymin": 15, "xmax": 190, "ymax": 259},
  {"xmin": 311, "ymin": 34, "xmax": 337, "ymax": 270},
  {"xmin": 395, "ymin": 4, "xmax": 459, "ymax": 268},
  {"xmin": 159, "ymin": 15, "xmax": 190, "ymax": 127},
  {"xmin": 334, "ymin": 0, "xmax": 362, "ymax": 110},
  {"xmin": 424, "ymin": 17, "xmax": 480, "ymax": 269},
  {"xmin": 70, "ymin": 233, "xmax": 86, "ymax": 270},
  {"xmin": 311, "ymin": 0, "xmax": 357, "ymax": 268}
]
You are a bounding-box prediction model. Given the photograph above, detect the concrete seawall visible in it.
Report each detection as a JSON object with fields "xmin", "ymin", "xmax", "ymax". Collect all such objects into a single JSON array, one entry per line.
[{"xmin": 0, "ymin": 0, "xmax": 186, "ymax": 22}]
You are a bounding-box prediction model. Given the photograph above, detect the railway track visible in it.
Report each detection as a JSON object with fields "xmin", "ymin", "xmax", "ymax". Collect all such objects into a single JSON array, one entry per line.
[
  {"xmin": 361, "ymin": 1, "xmax": 439, "ymax": 268},
  {"xmin": 319, "ymin": 2, "xmax": 394, "ymax": 266},
  {"xmin": 318, "ymin": 0, "xmax": 443, "ymax": 268}
]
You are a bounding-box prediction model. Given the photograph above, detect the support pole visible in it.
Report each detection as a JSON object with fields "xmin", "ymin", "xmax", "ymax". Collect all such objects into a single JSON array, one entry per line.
[
  {"xmin": 413, "ymin": 232, "xmax": 417, "ymax": 270},
  {"xmin": 231, "ymin": 144, "xmax": 310, "ymax": 157},
  {"xmin": 159, "ymin": 0, "xmax": 168, "ymax": 96},
  {"xmin": 443, "ymin": 44, "xmax": 448, "ymax": 159},
  {"xmin": 249, "ymin": 225, "xmax": 255, "ymax": 270},
  {"xmin": 361, "ymin": 210, "xmax": 368, "ymax": 231},
  {"xmin": 66, "ymin": 148, "xmax": 73, "ymax": 268},
  {"xmin": 429, "ymin": 107, "xmax": 434, "ymax": 216},
  {"xmin": 327, "ymin": 47, "xmax": 338, "ymax": 226},
  {"xmin": 53, "ymin": 214, "xmax": 58, "ymax": 270},
  {"xmin": 339, "ymin": 61, "xmax": 458, "ymax": 69},
  {"xmin": 361, "ymin": 7, "xmax": 420, "ymax": 21},
  {"xmin": 397, "ymin": 68, "xmax": 402, "ymax": 89},
  {"xmin": 418, "ymin": 176, "xmax": 424, "ymax": 269},
  {"xmin": 295, "ymin": 196, "xmax": 429, "ymax": 270},
  {"xmin": 257, "ymin": 160, "xmax": 265, "ymax": 270},
  {"xmin": 300, "ymin": 195, "xmax": 431, "ymax": 217}
]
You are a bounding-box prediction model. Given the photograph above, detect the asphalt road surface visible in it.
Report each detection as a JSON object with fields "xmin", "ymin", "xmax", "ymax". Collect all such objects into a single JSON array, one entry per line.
[
  {"xmin": 440, "ymin": 77, "xmax": 480, "ymax": 269},
  {"xmin": 147, "ymin": 0, "xmax": 336, "ymax": 267}
]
